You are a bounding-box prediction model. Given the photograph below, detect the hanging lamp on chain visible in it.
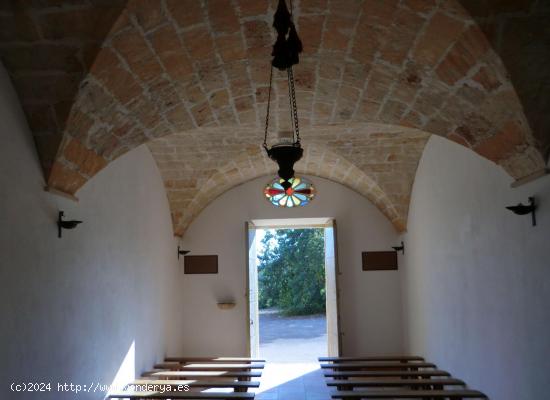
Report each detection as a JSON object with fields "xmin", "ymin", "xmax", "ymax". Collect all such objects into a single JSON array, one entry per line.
[{"xmin": 263, "ymin": 0, "xmax": 303, "ymax": 191}]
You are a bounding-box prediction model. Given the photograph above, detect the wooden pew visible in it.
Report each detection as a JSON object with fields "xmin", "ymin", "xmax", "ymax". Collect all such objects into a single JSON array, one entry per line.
[
  {"xmin": 324, "ymin": 370, "xmax": 451, "ymax": 379},
  {"xmin": 127, "ymin": 379, "xmax": 260, "ymax": 393},
  {"xmin": 330, "ymin": 389, "xmax": 487, "ymax": 399},
  {"xmin": 320, "ymin": 361, "xmax": 436, "ymax": 370},
  {"xmin": 319, "ymin": 356, "xmax": 424, "ymax": 363},
  {"xmin": 154, "ymin": 363, "xmax": 264, "ymax": 371},
  {"xmin": 108, "ymin": 391, "xmax": 254, "ymax": 399},
  {"xmin": 166, "ymin": 357, "xmax": 265, "ymax": 363},
  {"xmin": 326, "ymin": 378, "xmax": 465, "ymax": 391},
  {"xmin": 143, "ymin": 370, "xmax": 262, "ymax": 382}
]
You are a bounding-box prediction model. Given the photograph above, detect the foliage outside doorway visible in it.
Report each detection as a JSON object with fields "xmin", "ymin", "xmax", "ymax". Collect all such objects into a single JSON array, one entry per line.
[{"xmin": 258, "ymin": 228, "xmax": 326, "ymax": 316}]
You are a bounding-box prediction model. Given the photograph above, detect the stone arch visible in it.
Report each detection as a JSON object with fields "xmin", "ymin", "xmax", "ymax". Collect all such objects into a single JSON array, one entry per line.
[
  {"xmin": 147, "ymin": 124, "xmax": 430, "ymax": 236},
  {"xmin": 169, "ymin": 144, "xmax": 402, "ymax": 237}
]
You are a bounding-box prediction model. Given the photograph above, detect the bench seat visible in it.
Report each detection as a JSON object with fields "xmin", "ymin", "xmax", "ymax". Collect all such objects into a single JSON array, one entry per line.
[
  {"xmin": 143, "ymin": 371, "xmax": 262, "ymax": 380},
  {"xmin": 154, "ymin": 363, "xmax": 264, "ymax": 371},
  {"xmin": 324, "ymin": 370, "xmax": 451, "ymax": 378},
  {"xmin": 326, "ymin": 378, "xmax": 465, "ymax": 390},
  {"xmin": 331, "ymin": 389, "xmax": 487, "ymax": 399},
  {"xmin": 320, "ymin": 362, "xmax": 436, "ymax": 370},
  {"xmin": 166, "ymin": 357, "xmax": 265, "ymax": 363},
  {"xmin": 319, "ymin": 356, "xmax": 424, "ymax": 363}
]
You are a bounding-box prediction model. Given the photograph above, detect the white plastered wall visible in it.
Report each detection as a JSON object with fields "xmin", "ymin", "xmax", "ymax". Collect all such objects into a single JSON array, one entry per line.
[
  {"xmin": 0, "ymin": 63, "xmax": 184, "ymax": 400},
  {"xmin": 180, "ymin": 175, "xmax": 403, "ymax": 356},
  {"xmin": 401, "ymin": 135, "xmax": 550, "ymax": 400}
]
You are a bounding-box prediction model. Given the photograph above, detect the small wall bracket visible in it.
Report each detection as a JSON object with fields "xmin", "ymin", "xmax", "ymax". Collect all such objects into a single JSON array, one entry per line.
[
  {"xmin": 392, "ymin": 241, "xmax": 405, "ymax": 255},
  {"xmin": 57, "ymin": 211, "xmax": 82, "ymax": 238},
  {"xmin": 177, "ymin": 246, "xmax": 190, "ymax": 259},
  {"xmin": 506, "ymin": 196, "xmax": 537, "ymax": 226}
]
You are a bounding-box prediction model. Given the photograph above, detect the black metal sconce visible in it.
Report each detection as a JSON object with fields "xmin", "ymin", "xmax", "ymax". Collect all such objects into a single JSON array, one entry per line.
[
  {"xmin": 178, "ymin": 246, "xmax": 190, "ymax": 259},
  {"xmin": 392, "ymin": 241, "xmax": 405, "ymax": 255},
  {"xmin": 506, "ymin": 197, "xmax": 537, "ymax": 226},
  {"xmin": 57, "ymin": 211, "xmax": 82, "ymax": 238}
]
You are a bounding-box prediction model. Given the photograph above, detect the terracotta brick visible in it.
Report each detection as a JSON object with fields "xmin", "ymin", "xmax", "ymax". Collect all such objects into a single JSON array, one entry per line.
[
  {"xmin": 322, "ymin": 15, "xmax": 354, "ymax": 51},
  {"xmin": 234, "ymin": 95, "xmax": 255, "ymax": 112},
  {"xmin": 182, "ymin": 26, "xmax": 216, "ymax": 61},
  {"xmin": 91, "ymin": 49, "xmax": 142, "ymax": 105},
  {"xmin": 379, "ymin": 8, "xmax": 424, "ymax": 66},
  {"xmin": 127, "ymin": 0, "xmax": 164, "ymax": 32},
  {"xmin": 191, "ymin": 101, "xmax": 215, "ymax": 126},
  {"xmin": 208, "ymin": 0, "xmax": 240, "ymax": 34},
  {"xmin": 436, "ymin": 25, "xmax": 490, "ymax": 85},
  {"xmin": 111, "ymin": 29, "xmax": 163, "ymax": 83},
  {"xmin": 166, "ymin": 0, "xmax": 204, "ymax": 29},
  {"xmin": 215, "ymin": 33, "xmax": 246, "ymax": 62},
  {"xmin": 473, "ymin": 66, "xmax": 502, "ymax": 91},
  {"xmin": 412, "ymin": 12, "xmax": 464, "ymax": 66},
  {"xmin": 237, "ymin": 0, "xmax": 269, "ymax": 17},
  {"xmin": 299, "ymin": 15, "xmax": 324, "ymax": 54},
  {"xmin": 209, "ymin": 89, "xmax": 231, "ymax": 109},
  {"xmin": 48, "ymin": 161, "xmax": 88, "ymax": 194},
  {"xmin": 63, "ymin": 137, "xmax": 108, "ymax": 177},
  {"xmin": 474, "ymin": 120, "xmax": 526, "ymax": 162},
  {"xmin": 243, "ymin": 20, "xmax": 271, "ymax": 57}
]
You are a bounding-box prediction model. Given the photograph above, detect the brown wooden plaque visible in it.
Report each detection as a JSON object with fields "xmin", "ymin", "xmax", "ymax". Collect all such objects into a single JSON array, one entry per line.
[
  {"xmin": 362, "ymin": 251, "xmax": 398, "ymax": 271},
  {"xmin": 184, "ymin": 255, "xmax": 218, "ymax": 274}
]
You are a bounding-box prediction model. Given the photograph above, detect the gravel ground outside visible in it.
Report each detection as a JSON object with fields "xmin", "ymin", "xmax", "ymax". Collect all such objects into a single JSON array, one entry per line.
[{"xmin": 259, "ymin": 308, "xmax": 327, "ymax": 362}]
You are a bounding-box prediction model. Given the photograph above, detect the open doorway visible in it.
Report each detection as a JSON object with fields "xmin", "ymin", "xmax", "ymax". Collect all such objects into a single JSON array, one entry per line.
[{"xmin": 246, "ymin": 218, "xmax": 341, "ymax": 362}]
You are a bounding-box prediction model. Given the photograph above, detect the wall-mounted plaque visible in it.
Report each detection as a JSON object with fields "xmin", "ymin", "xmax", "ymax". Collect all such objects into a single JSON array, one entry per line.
[
  {"xmin": 362, "ymin": 251, "xmax": 398, "ymax": 271},
  {"xmin": 184, "ymin": 255, "xmax": 218, "ymax": 274}
]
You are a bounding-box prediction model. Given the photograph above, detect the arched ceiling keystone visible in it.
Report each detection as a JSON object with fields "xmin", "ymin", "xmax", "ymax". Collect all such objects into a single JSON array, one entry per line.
[{"xmin": 0, "ymin": 0, "xmax": 547, "ymax": 236}]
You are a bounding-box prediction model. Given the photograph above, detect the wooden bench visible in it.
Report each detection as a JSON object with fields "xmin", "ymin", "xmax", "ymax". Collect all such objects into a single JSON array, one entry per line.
[
  {"xmin": 108, "ymin": 391, "xmax": 254, "ymax": 399},
  {"xmin": 324, "ymin": 370, "xmax": 451, "ymax": 379},
  {"xmin": 320, "ymin": 362, "xmax": 436, "ymax": 370},
  {"xmin": 143, "ymin": 370, "xmax": 262, "ymax": 382},
  {"xmin": 319, "ymin": 356, "xmax": 424, "ymax": 363},
  {"xmin": 128, "ymin": 379, "xmax": 260, "ymax": 393},
  {"xmin": 165, "ymin": 357, "xmax": 265, "ymax": 363},
  {"xmin": 326, "ymin": 378, "xmax": 465, "ymax": 390},
  {"xmin": 330, "ymin": 389, "xmax": 487, "ymax": 399},
  {"xmin": 154, "ymin": 363, "xmax": 264, "ymax": 371}
]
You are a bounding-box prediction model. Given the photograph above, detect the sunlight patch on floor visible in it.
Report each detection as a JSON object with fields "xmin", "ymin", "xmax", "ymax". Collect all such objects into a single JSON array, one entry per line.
[{"xmin": 253, "ymin": 362, "xmax": 331, "ymax": 400}]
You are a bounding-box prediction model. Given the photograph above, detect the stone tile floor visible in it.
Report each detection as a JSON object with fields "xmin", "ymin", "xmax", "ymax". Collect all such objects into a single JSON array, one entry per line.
[{"xmin": 252, "ymin": 363, "xmax": 331, "ymax": 400}]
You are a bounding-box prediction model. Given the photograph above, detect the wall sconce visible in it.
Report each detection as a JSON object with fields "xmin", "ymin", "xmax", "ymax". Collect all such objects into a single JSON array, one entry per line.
[
  {"xmin": 57, "ymin": 211, "xmax": 82, "ymax": 238},
  {"xmin": 506, "ymin": 196, "xmax": 537, "ymax": 226},
  {"xmin": 177, "ymin": 246, "xmax": 190, "ymax": 259},
  {"xmin": 392, "ymin": 241, "xmax": 405, "ymax": 255}
]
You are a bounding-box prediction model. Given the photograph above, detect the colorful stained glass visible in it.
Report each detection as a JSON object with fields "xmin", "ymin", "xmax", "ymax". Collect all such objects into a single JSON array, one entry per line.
[{"xmin": 264, "ymin": 177, "xmax": 316, "ymax": 208}]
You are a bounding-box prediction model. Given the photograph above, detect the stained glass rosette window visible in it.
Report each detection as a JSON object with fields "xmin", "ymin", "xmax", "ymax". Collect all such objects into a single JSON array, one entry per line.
[{"xmin": 264, "ymin": 177, "xmax": 315, "ymax": 208}]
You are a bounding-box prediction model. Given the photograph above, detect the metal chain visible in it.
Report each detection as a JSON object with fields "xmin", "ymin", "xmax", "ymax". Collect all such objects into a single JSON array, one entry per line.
[
  {"xmin": 263, "ymin": 65, "xmax": 274, "ymax": 150},
  {"xmin": 288, "ymin": 66, "xmax": 300, "ymax": 144},
  {"xmin": 265, "ymin": 0, "xmax": 300, "ymax": 148}
]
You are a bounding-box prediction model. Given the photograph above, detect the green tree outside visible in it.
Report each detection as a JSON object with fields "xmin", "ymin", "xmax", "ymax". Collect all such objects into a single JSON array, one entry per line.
[{"xmin": 257, "ymin": 228, "xmax": 326, "ymax": 316}]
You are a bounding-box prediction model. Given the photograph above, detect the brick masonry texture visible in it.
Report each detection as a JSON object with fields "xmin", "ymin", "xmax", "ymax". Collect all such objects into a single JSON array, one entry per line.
[{"xmin": 0, "ymin": 0, "xmax": 547, "ymax": 236}]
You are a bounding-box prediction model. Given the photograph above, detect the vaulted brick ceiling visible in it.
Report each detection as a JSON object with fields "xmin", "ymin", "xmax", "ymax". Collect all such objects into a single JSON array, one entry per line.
[{"xmin": 1, "ymin": 0, "xmax": 547, "ymax": 236}]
